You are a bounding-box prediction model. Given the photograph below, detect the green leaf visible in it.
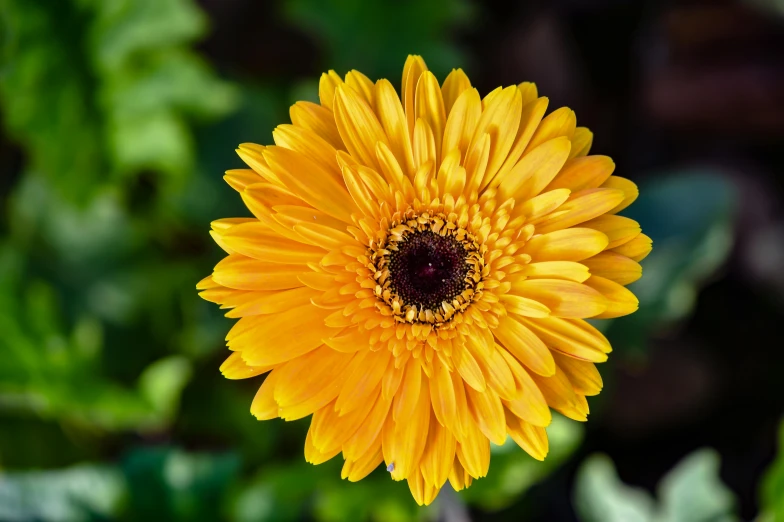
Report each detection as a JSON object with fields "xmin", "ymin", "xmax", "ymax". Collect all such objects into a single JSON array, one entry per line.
[
  {"xmin": 574, "ymin": 454, "xmax": 655, "ymax": 522},
  {"xmin": 0, "ymin": 464, "xmax": 126, "ymax": 522},
  {"xmin": 655, "ymin": 449, "xmax": 737, "ymax": 522},
  {"xmin": 760, "ymin": 419, "xmax": 784, "ymax": 522}
]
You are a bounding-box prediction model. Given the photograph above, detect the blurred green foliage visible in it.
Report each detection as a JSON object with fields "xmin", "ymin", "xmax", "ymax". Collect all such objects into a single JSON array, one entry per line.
[
  {"xmin": 759, "ymin": 420, "xmax": 784, "ymax": 522},
  {"xmin": 574, "ymin": 449, "xmax": 738, "ymax": 522},
  {"xmin": 0, "ymin": 0, "xmax": 767, "ymax": 520}
]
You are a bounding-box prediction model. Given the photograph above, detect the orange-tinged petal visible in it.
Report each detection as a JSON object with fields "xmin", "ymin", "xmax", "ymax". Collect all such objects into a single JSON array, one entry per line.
[
  {"xmin": 500, "ymin": 294, "xmax": 551, "ymax": 318},
  {"xmin": 343, "ymin": 392, "xmax": 393, "ymax": 461},
  {"xmin": 342, "ymin": 443, "xmax": 384, "ymax": 482},
  {"xmin": 519, "ymin": 261, "xmax": 591, "ymax": 283},
  {"xmin": 448, "ymin": 455, "xmax": 473, "ymax": 491},
  {"xmin": 305, "ymin": 427, "xmax": 341, "ymax": 465},
  {"xmin": 389, "ymin": 376, "xmax": 431, "ymax": 480},
  {"xmin": 420, "ymin": 414, "xmax": 457, "ymax": 487},
  {"xmin": 311, "ymin": 393, "xmax": 378, "ymax": 454},
  {"xmin": 456, "ymin": 418, "xmax": 490, "ymax": 478},
  {"xmin": 393, "ymin": 357, "xmax": 423, "ymax": 421},
  {"xmin": 213, "ymin": 255, "xmax": 306, "ymax": 291}
]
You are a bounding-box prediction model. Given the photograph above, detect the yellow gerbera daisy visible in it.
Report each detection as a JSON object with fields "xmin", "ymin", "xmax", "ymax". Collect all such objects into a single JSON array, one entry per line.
[{"xmin": 198, "ymin": 55, "xmax": 651, "ymax": 506}]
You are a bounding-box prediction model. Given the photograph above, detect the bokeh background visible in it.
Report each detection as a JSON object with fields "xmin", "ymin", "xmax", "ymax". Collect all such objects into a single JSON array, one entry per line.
[{"xmin": 1, "ymin": 0, "xmax": 784, "ymax": 520}]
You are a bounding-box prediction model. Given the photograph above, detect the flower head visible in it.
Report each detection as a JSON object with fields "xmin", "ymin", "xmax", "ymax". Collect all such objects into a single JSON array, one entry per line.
[{"xmin": 198, "ymin": 55, "xmax": 651, "ymax": 505}]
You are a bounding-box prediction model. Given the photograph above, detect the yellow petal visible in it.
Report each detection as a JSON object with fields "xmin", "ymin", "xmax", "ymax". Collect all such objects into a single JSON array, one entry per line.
[
  {"xmin": 213, "ymin": 255, "xmax": 306, "ymax": 291},
  {"xmin": 221, "ymin": 223, "xmax": 325, "ymax": 264},
  {"xmin": 305, "ymin": 427, "xmax": 341, "ymax": 465},
  {"xmin": 375, "ymin": 141, "xmax": 416, "ymax": 199},
  {"xmin": 569, "ymin": 127, "xmax": 593, "ymax": 159},
  {"xmin": 233, "ymin": 305, "xmax": 338, "ymax": 366},
  {"xmin": 545, "ymin": 155, "xmax": 615, "ymax": 192},
  {"xmin": 250, "ymin": 370, "xmax": 280, "ymax": 420},
  {"xmin": 519, "ymin": 261, "xmax": 591, "ymax": 283},
  {"xmin": 452, "ymin": 339, "xmax": 486, "ymax": 392},
  {"xmin": 389, "ymin": 376, "xmax": 431, "ymax": 480},
  {"xmin": 448, "ymin": 455, "xmax": 473, "ymax": 491},
  {"xmin": 290, "ymin": 101, "xmax": 343, "ymax": 150},
  {"xmin": 393, "ymin": 357, "xmax": 422, "ymax": 422},
  {"xmin": 581, "ymin": 214, "xmax": 642, "ymax": 249},
  {"xmin": 413, "ymin": 118, "xmax": 437, "ymax": 169},
  {"xmin": 499, "ymin": 348, "xmax": 551, "ymax": 427},
  {"xmin": 455, "ymin": 418, "xmax": 490, "ymax": 478},
  {"xmin": 293, "ymin": 222, "xmax": 357, "ymax": 251},
  {"xmin": 611, "ymin": 232, "xmax": 652, "ymax": 262},
  {"xmin": 584, "ymin": 275, "xmax": 639, "ymax": 318},
  {"xmin": 335, "ymin": 349, "xmax": 390, "ymax": 414},
  {"xmin": 311, "ymin": 395, "xmax": 377, "ymax": 454},
  {"xmin": 275, "ymin": 347, "xmax": 353, "ymax": 420},
  {"xmin": 220, "ymin": 351, "xmax": 271, "ymax": 380},
  {"xmin": 516, "ymin": 188, "xmax": 571, "ymax": 222},
  {"xmin": 602, "ymin": 175, "xmax": 639, "ymax": 214},
  {"xmin": 510, "ymin": 279, "xmax": 608, "ymax": 318},
  {"xmin": 442, "ymin": 88, "xmax": 482, "ymax": 165},
  {"xmin": 374, "ymin": 79, "xmax": 415, "ymax": 175},
  {"xmin": 517, "ymin": 316, "xmax": 610, "ymax": 362},
  {"xmin": 505, "ymin": 411, "xmax": 549, "ymax": 460},
  {"xmin": 322, "ymin": 327, "xmax": 370, "ymax": 353},
  {"xmin": 430, "ymin": 355, "xmax": 458, "ymax": 433},
  {"xmin": 441, "ymin": 68, "xmax": 472, "ymax": 115},
  {"xmin": 582, "ymin": 252, "xmax": 642, "ymax": 285},
  {"xmin": 553, "ymin": 351, "xmax": 603, "ymax": 396},
  {"xmin": 263, "ymin": 146, "xmax": 357, "ymax": 223},
  {"xmin": 497, "ymin": 137, "xmax": 571, "ymax": 201},
  {"xmin": 342, "ymin": 442, "xmax": 384, "ymax": 482},
  {"xmin": 224, "ymin": 169, "xmax": 263, "ymax": 192},
  {"xmin": 415, "ymin": 71, "xmax": 446, "ymax": 162},
  {"xmin": 401, "ymin": 55, "xmax": 429, "ymax": 137},
  {"xmin": 273, "ymin": 124, "xmax": 341, "ymax": 181},
  {"xmin": 490, "ymin": 97, "xmax": 550, "ymax": 188},
  {"xmin": 524, "ymin": 228, "xmax": 609, "ymax": 262},
  {"xmin": 333, "ymin": 86, "xmax": 389, "ymax": 170},
  {"xmin": 534, "ymin": 188, "xmax": 625, "ymax": 234},
  {"xmin": 500, "ymin": 294, "xmax": 551, "ymax": 318},
  {"xmin": 343, "ymin": 391, "xmax": 393, "ymax": 461},
  {"xmin": 494, "ymin": 315, "xmax": 555, "ymax": 376},
  {"xmin": 345, "ymin": 70, "xmax": 375, "ymax": 106},
  {"xmin": 318, "ymin": 70, "xmax": 343, "ymax": 111},
  {"xmin": 420, "ymin": 414, "xmax": 457, "ymax": 487},
  {"xmin": 529, "ymin": 365, "xmax": 588, "ymax": 421},
  {"xmin": 468, "ymin": 85, "xmax": 522, "ymax": 183},
  {"xmin": 225, "ymin": 287, "xmax": 318, "ymax": 318},
  {"xmin": 525, "ymin": 107, "xmax": 576, "ymax": 153}
]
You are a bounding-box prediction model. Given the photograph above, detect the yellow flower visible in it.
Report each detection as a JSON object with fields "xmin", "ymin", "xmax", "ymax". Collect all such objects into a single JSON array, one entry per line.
[{"xmin": 198, "ymin": 55, "xmax": 651, "ymax": 506}]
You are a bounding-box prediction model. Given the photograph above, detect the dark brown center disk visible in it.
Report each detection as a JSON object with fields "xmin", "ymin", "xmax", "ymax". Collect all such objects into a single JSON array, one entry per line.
[{"xmin": 387, "ymin": 230, "xmax": 470, "ymax": 311}]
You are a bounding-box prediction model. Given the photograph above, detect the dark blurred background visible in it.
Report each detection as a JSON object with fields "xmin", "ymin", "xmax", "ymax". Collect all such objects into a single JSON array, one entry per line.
[{"xmin": 1, "ymin": 0, "xmax": 783, "ymax": 521}]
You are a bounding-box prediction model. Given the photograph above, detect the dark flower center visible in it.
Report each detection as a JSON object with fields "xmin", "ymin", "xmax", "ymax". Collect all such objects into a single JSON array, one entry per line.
[{"xmin": 387, "ymin": 231, "xmax": 470, "ymax": 311}]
